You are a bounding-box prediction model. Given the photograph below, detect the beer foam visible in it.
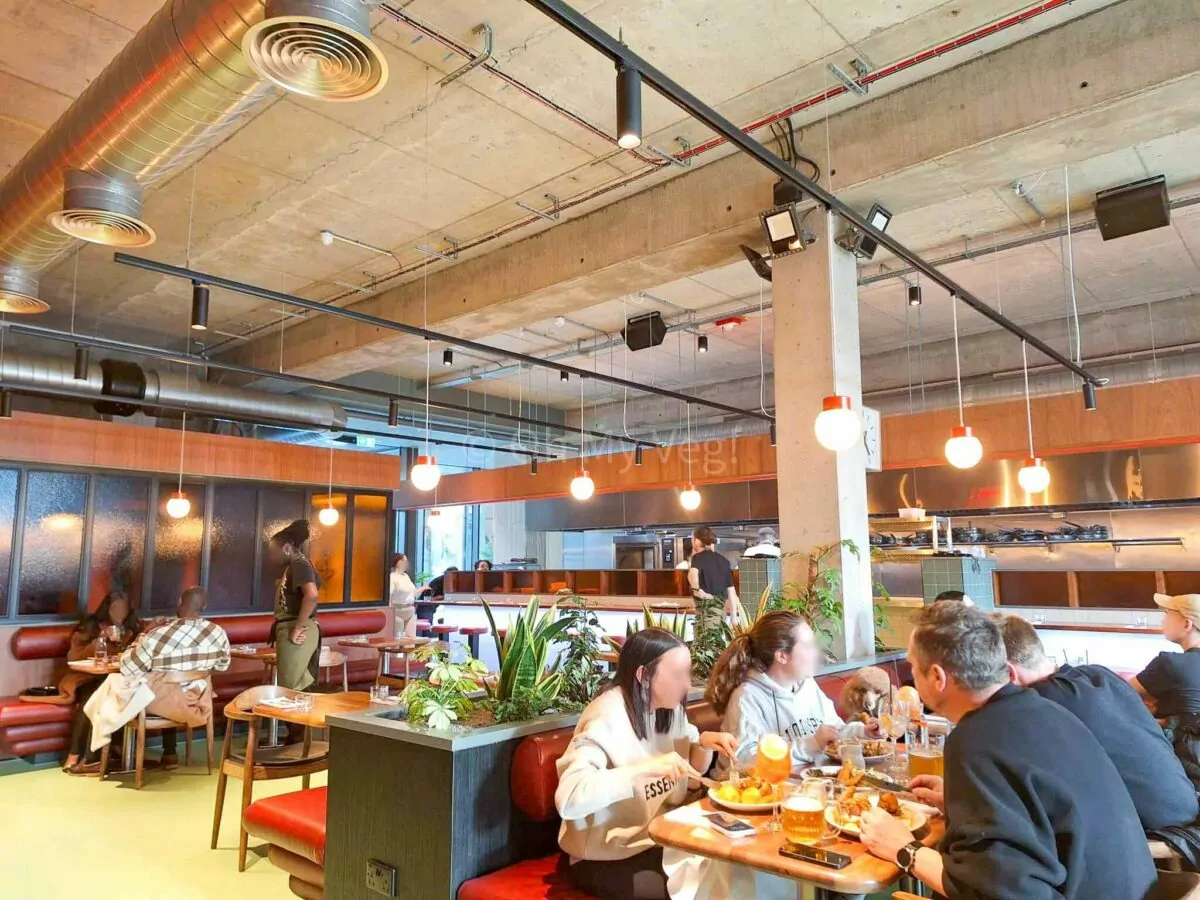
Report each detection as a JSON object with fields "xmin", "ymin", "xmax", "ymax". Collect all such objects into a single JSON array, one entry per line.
[{"xmin": 783, "ymin": 796, "xmax": 823, "ymax": 812}]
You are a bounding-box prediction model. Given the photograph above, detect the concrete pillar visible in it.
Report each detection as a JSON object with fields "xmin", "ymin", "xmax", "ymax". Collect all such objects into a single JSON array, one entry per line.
[{"xmin": 772, "ymin": 210, "xmax": 874, "ymax": 659}]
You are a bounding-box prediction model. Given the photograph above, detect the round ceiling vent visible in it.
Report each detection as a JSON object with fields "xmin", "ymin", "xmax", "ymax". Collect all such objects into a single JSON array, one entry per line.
[
  {"xmin": 0, "ymin": 267, "xmax": 48, "ymax": 315},
  {"xmin": 243, "ymin": 0, "xmax": 388, "ymax": 102},
  {"xmin": 47, "ymin": 169, "xmax": 155, "ymax": 248}
]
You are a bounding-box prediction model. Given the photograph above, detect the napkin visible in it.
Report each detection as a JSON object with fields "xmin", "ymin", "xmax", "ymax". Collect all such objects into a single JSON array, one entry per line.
[{"xmin": 259, "ymin": 696, "xmax": 302, "ymax": 709}]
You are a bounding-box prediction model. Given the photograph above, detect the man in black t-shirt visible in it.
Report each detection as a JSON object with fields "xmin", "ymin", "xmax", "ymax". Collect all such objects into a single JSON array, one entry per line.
[
  {"xmin": 1132, "ymin": 593, "xmax": 1200, "ymax": 717},
  {"xmin": 1000, "ymin": 614, "xmax": 1198, "ymax": 831},
  {"xmin": 860, "ymin": 601, "xmax": 1156, "ymax": 900}
]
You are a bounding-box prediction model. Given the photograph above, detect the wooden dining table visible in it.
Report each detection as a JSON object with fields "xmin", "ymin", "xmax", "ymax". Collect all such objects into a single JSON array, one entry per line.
[
  {"xmin": 336, "ymin": 636, "xmax": 430, "ymax": 683},
  {"xmin": 251, "ymin": 690, "xmax": 373, "ymax": 730},
  {"xmin": 649, "ymin": 796, "xmax": 944, "ymax": 898},
  {"xmin": 67, "ymin": 657, "xmax": 120, "ymax": 676}
]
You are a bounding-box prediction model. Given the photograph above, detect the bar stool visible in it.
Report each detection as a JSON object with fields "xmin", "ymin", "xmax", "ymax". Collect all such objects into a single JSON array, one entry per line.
[
  {"xmin": 459, "ymin": 626, "xmax": 489, "ymax": 660},
  {"xmin": 415, "ymin": 619, "xmax": 432, "ymax": 637},
  {"xmin": 431, "ymin": 624, "xmax": 460, "ymax": 647}
]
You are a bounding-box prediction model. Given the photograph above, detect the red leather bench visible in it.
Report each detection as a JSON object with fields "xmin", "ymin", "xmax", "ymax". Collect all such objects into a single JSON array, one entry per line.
[
  {"xmin": 0, "ymin": 609, "xmax": 388, "ymax": 758},
  {"xmin": 243, "ymin": 786, "xmax": 327, "ymax": 900}
]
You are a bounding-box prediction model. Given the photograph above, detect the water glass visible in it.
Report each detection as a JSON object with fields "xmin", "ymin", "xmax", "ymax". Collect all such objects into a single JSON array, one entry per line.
[
  {"xmin": 837, "ymin": 741, "xmax": 865, "ymax": 771},
  {"xmin": 298, "ymin": 693, "xmax": 314, "ymax": 712}
]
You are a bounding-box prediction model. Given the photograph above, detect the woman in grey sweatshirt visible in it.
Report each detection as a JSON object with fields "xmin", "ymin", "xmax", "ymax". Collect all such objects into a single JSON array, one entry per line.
[{"xmin": 706, "ymin": 611, "xmax": 876, "ymax": 778}]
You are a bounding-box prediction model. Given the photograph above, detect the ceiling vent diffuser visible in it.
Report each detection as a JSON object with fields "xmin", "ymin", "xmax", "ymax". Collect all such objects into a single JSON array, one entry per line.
[{"xmin": 47, "ymin": 169, "xmax": 155, "ymax": 248}]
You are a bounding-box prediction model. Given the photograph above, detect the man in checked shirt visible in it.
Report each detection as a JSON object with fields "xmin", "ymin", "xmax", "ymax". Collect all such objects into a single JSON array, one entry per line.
[{"xmin": 85, "ymin": 586, "xmax": 231, "ymax": 770}]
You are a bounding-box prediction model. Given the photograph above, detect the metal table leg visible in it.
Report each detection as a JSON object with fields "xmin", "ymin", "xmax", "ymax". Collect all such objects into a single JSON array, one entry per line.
[{"xmin": 268, "ymin": 663, "xmax": 280, "ymax": 747}]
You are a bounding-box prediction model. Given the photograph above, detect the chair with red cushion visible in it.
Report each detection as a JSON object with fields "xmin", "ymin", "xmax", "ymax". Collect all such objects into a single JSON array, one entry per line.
[
  {"xmin": 242, "ymin": 786, "xmax": 327, "ymax": 900},
  {"xmin": 459, "ymin": 625, "xmax": 489, "ymax": 660}
]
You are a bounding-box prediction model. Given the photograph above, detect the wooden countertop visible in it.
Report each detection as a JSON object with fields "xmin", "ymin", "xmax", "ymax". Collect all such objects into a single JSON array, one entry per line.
[
  {"xmin": 440, "ymin": 593, "xmax": 695, "ymax": 613},
  {"xmin": 1035, "ymin": 623, "xmax": 1161, "ymax": 635}
]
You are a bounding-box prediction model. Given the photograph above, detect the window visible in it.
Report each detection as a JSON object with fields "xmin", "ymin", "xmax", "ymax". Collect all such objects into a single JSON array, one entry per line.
[
  {"xmin": 422, "ymin": 505, "xmax": 467, "ymax": 576},
  {"xmin": 350, "ymin": 494, "xmax": 387, "ymax": 603},
  {"xmin": 88, "ymin": 476, "xmax": 149, "ymax": 613},
  {"xmin": 259, "ymin": 487, "xmax": 305, "ymax": 611},
  {"xmin": 19, "ymin": 471, "xmax": 88, "ymax": 616},
  {"xmin": 208, "ymin": 484, "xmax": 258, "ymax": 611},
  {"xmin": 309, "ymin": 493, "xmax": 347, "ymax": 605},
  {"xmin": 0, "ymin": 469, "xmax": 19, "ymax": 616},
  {"xmin": 150, "ymin": 481, "xmax": 206, "ymax": 611}
]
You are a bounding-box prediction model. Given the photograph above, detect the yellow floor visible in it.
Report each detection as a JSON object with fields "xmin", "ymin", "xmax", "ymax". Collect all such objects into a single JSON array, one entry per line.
[{"xmin": 0, "ymin": 750, "xmax": 324, "ymax": 900}]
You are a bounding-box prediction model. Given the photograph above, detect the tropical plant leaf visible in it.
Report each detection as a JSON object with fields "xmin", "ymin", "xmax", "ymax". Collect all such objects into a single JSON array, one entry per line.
[{"xmin": 482, "ymin": 600, "xmax": 504, "ymax": 668}]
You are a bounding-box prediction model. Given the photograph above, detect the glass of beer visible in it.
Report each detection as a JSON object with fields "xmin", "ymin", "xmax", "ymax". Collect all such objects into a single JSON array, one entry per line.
[
  {"xmin": 782, "ymin": 779, "xmax": 837, "ymax": 846},
  {"xmin": 908, "ymin": 732, "xmax": 945, "ymax": 780}
]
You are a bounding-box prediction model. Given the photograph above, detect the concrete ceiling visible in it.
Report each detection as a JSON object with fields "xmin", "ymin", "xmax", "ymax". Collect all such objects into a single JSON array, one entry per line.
[{"xmin": 1, "ymin": 0, "xmax": 1198, "ymax": 449}]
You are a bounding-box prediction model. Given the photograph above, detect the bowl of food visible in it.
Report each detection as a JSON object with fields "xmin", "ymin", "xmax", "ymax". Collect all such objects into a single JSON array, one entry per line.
[
  {"xmin": 827, "ymin": 788, "xmax": 926, "ymax": 837},
  {"xmin": 709, "ymin": 775, "xmax": 783, "ymax": 813},
  {"xmin": 824, "ymin": 738, "xmax": 892, "ymax": 764}
]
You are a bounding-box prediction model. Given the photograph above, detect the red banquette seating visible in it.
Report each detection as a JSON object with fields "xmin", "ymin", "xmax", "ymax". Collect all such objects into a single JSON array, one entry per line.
[
  {"xmin": 243, "ymin": 786, "xmax": 329, "ymax": 900},
  {"xmin": 0, "ymin": 609, "xmax": 388, "ymax": 758}
]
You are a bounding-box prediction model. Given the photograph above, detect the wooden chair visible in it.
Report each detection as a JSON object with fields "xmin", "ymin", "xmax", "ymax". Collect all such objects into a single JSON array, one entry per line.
[
  {"xmin": 894, "ymin": 872, "xmax": 1200, "ymax": 900},
  {"xmin": 98, "ymin": 670, "xmax": 215, "ymax": 790},
  {"xmin": 211, "ymin": 684, "xmax": 330, "ymax": 872},
  {"xmin": 318, "ymin": 646, "xmax": 348, "ymax": 691}
]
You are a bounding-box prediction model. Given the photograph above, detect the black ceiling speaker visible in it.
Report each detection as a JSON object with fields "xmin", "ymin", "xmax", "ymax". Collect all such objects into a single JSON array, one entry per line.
[
  {"xmin": 622, "ymin": 311, "xmax": 667, "ymax": 352},
  {"xmin": 1095, "ymin": 175, "xmax": 1170, "ymax": 241}
]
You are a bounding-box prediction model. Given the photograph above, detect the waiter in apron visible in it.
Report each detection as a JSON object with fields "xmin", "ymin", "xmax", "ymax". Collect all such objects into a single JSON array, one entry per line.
[{"xmin": 269, "ymin": 520, "xmax": 323, "ymax": 709}]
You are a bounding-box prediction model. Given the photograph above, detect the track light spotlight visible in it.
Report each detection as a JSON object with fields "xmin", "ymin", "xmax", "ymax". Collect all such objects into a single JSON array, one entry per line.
[
  {"xmin": 74, "ymin": 345, "xmax": 89, "ymax": 380},
  {"xmin": 443, "ymin": 348, "xmax": 453, "ymax": 367},
  {"xmin": 388, "ymin": 398, "xmax": 400, "ymax": 428},
  {"xmin": 769, "ymin": 423, "xmax": 777, "ymax": 446},
  {"xmin": 530, "ymin": 458, "xmax": 538, "ymax": 475},
  {"xmin": 560, "ymin": 370, "xmax": 569, "ymax": 383},
  {"xmin": 615, "ymin": 64, "xmax": 642, "ymax": 150},
  {"xmin": 1083, "ymin": 382, "xmax": 1098, "ymax": 411},
  {"xmin": 319, "ymin": 230, "xmax": 335, "ymax": 246},
  {"xmin": 697, "ymin": 335, "xmax": 709, "ymax": 353},
  {"xmin": 0, "ymin": 391, "xmax": 11, "ymax": 419},
  {"xmin": 907, "ymin": 284, "xmax": 922, "ymax": 307},
  {"xmin": 634, "ymin": 446, "xmax": 644, "ymax": 466},
  {"xmin": 190, "ymin": 282, "xmax": 209, "ymax": 331}
]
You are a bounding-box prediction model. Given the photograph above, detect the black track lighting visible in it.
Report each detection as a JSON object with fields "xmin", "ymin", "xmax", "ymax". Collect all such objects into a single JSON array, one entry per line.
[
  {"xmin": 190, "ymin": 281, "xmax": 209, "ymax": 331},
  {"xmin": 0, "ymin": 391, "xmax": 12, "ymax": 420},
  {"xmin": 1082, "ymin": 382, "xmax": 1098, "ymax": 411},
  {"xmin": 769, "ymin": 423, "xmax": 777, "ymax": 446},
  {"xmin": 634, "ymin": 446, "xmax": 643, "ymax": 466},
  {"xmin": 560, "ymin": 370, "xmax": 569, "ymax": 383},
  {"xmin": 615, "ymin": 64, "xmax": 642, "ymax": 150},
  {"xmin": 697, "ymin": 335, "xmax": 709, "ymax": 353},
  {"xmin": 907, "ymin": 284, "xmax": 922, "ymax": 307},
  {"xmin": 388, "ymin": 398, "xmax": 400, "ymax": 428},
  {"xmin": 73, "ymin": 345, "xmax": 89, "ymax": 380},
  {"xmin": 443, "ymin": 348, "xmax": 453, "ymax": 367},
  {"xmin": 530, "ymin": 458, "xmax": 538, "ymax": 475}
]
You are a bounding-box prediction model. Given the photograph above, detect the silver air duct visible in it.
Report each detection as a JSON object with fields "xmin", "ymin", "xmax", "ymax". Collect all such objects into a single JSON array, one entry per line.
[
  {"xmin": 48, "ymin": 169, "xmax": 156, "ymax": 248},
  {"xmin": 0, "ymin": 0, "xmax": 275, "ymax": 309},
  {"xmin": 0, "ymin": 349, "xmax": 346, "ymax": 430},
  {"xmin": 243, "ymin": 0, "xmax": 389, "ymax": 101}
]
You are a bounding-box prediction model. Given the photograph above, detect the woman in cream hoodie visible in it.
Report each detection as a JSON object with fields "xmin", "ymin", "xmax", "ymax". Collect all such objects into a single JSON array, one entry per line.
[
  {"xmin": 706, "ymin": 610, "xmax": 878, "ymax": 778},
  {"xmin": 556, "ymin": 628, "xmax": 737, "ymax": 900}
]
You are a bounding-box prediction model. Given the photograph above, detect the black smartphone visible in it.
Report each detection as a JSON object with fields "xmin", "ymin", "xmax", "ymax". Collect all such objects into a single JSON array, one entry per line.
[
  {"xmin": 779, "ymin": 843, "xmax": 852, "ymax": 869},
  {"xmin": 702, "ymin": 812, "xmax": 757, "ymax": 838}
]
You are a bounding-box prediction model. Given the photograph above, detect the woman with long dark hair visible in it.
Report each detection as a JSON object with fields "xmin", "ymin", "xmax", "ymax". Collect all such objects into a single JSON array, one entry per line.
[
  {"xmin": 706, "ymin": 610, "xmax": 877, "ymax": 778},
  {"xmin": 269, "ymin": 520, "xmax": 322, "ymax": 699},
  {"xmin": 62, "ymin": 591, "xmax": 141, "ymax": 773},
  {"xmin": 555, "ymin": 628, "xmax": 737, "ymax": 900}
]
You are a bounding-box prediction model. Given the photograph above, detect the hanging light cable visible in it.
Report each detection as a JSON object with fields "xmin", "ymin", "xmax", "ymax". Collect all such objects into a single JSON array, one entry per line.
[
  {"xmin": 319, "ymin": 443, "xmax": 340, "ymax": 525},
  {"xmin": 680, "ymin": 401, "xmax": 701, "ymax": 511},
  {"xmin": 166, "ymin": 408, "xmax": 191, "ymax": 518},
  {"xmin": 569, "ymin": 371, "xmax": 594, "ymax": 500},
  {"xmin": 944, "ymin": 295, "xmax": 983, "ymax": 469},
  {"xmin": 1017, "ymin": 341, "xmax": 1051, "ymax": 494},
  {"xmin": 410, "ymin": 68, "xmax": 440, "ymax": 493},
  {"xmin": 70, "ymin": 253, "xmax": 88, "ymax": 380},
  {"xmin": 813, "ymin": 220, "xmax": 861, "ymax": 452}
]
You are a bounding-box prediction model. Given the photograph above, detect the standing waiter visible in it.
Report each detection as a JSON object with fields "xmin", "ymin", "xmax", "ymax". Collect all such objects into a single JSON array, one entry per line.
[{"xmin": 269, "ymin": 520, "xmax": 323, "ymax": 723}]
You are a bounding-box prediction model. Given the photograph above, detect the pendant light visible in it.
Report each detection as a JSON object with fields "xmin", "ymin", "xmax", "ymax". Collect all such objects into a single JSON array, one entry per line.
[
  {"xmin": 190, "ymin": 281, "xmax": 209, "ymax": 331},
  {"xmin": 814, "ymin": 395, "xmax": 861, "ymax": 451},
  {"xmin": 944, "ymin": 295, "xmax": 983, "ymax": 469},
  {"xmin": 615, "ymin": 63, "xmax": 642, "ymax": 150},
  {"xmin": 442, "ymin": 348, "xmax": 453, "ymax": 367},
  {"xmin": 318, "ymin": 443, "xmax": 340, "ymax": 525},
  {"xmin": 530, "ymin": 457, "xmax": 538, "ymax": 475},
  {"xmin": 0, "ymin": 391, "xmax": 11, "ymax": 420},
  {"xmin": 410, "ymin": 67, "xmax": 441, "ymax": 494},
  {"xmin": 166, "ymin": 413, "xmax": 190, "ymax": 519},
  {"xmin": 73, "ymin": 345, "xmax": 89, "ymax": 380},
  {"xmin": 569, "ymin": 373, "xmax": 594, "ymax": 500},
  {"xmin": 1017, "ymin": 341, "xmax": 1051, "ymax": 494},
  {"xmin": 679, "ymin": 401, "xmax": 701, "ymax": 510}
]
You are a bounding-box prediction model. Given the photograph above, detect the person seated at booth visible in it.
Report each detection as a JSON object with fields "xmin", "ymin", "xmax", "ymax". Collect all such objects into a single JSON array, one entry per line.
[
  {"xmin": 705, "ymin": 610, "xmax": 878, "ymax": 778},
  {"xmin": 1000, "ymin": 613, "xmax": 1198, "ymax": 831},
  {"xmin": 85, "ymin": 586, "xmax": 231, "ymax": 768},
  {"xmin": 474, "ymin": 559, "xmax": 492, "ymax": 572},
  {"xmin": 417, "ymin": 566, "xmax": 459, "ymax": 600},
  {"xmin": 61, "ymin": 591, "xmax": 142, "ymax": 774},
  {"xmin": 555, "ymin": 628, "xmax": 737, "ymax": 900}
]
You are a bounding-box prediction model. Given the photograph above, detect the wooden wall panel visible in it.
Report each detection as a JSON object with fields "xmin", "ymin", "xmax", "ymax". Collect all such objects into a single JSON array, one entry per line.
[{"xmin": 0, "ymin": 412, "xmax": 398, "ymax": 490}]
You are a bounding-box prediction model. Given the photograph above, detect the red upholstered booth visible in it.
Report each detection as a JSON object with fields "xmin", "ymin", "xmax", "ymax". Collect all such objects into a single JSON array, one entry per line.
[
  {"xmin": 243, "ymin": 786, "xmax": 328, "ymax": 900},
  {"xmin": 0, "ymin": 609, "xmax": 387, "ymax": 758}
]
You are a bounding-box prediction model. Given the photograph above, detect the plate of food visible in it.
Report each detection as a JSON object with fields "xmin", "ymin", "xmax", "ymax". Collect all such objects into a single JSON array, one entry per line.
[
  {"xmin": 824, "ymin": 738, "xmax": 893, "ymax": 764},
  {"xmin": 827, "ymin": 788, "xmax": 926, "ymax": 837},
  {"xmin": 708, "ymin": 776, "xmax": 783, "ymax": 813}
]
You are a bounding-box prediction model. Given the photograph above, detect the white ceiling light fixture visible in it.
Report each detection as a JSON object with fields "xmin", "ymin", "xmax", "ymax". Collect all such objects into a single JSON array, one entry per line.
[
  {"xmin": 411, "ymin": 65, "xmax": 441, "ymax": 495},
  {"xmin": 814, "ymin": 395, "xmax": 861, "ymax": 452},
  {"xmin": 570, "ymin": 371, "xmax": 595, "ymax": 501},
  {"xmin": 318, "ymin": 443, "xmax": 340, "ymax": 526},
  {"xmin": 944, "ymin": 295, "xmax": 984, "ymax": 469},
  {"xmin": 1017, "ymin": 341, "xmax": 1051, "ymax": 495},
  {"xmin": 680, "ymin": 400, "xmax": 701, "ymax": 511}
]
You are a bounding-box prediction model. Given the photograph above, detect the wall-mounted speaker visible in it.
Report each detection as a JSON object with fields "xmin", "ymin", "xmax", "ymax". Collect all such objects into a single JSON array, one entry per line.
[
  {"xmin": 622, "ymin": 311, "xmax": 667, "ymax": 351},
  {"xmin": 1095, "ymin": 175, "xmax": 1170, "ymax": 241}
]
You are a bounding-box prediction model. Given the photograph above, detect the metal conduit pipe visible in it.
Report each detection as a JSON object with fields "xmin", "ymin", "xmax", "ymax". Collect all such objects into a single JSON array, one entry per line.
[{"xmin": 0, "ymin": 349, "xmax": 346, "ymax": 429}]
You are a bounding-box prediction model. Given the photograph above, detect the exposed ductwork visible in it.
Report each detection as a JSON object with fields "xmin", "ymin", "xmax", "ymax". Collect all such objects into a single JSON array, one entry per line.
[{"xmin": 0, "ymin": 349, "xmax": 346, "ymax": 429}]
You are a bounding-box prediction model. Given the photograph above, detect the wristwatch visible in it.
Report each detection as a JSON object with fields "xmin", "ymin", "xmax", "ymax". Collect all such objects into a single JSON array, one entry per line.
[{"xmin": 896, "ymin": 840, "xmax": 925, "ymax": 875}]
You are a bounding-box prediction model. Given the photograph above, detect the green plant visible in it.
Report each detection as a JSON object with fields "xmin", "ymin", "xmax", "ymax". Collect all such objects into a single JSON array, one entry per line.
[
  {"xmin": 730, "ymin": 584, "xmax": 779, "ymax": 637},
  {"xmin": 400, "ymin": 642, "xmax": 488, "ymax": 730},
  {"xmin": 483, "ymin": 596, "xmax": 570, "ymax": 708},
  {"xmin": 689, "ymin": 591, "xmax": 728, "ymax": 680},
  {"xmin": 558, "ymin": 592, "xmax": 607, "ymax": 705},
  {"xmin": 771, "ymin": 540, "xmax": 858, "ymax": 648}
]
